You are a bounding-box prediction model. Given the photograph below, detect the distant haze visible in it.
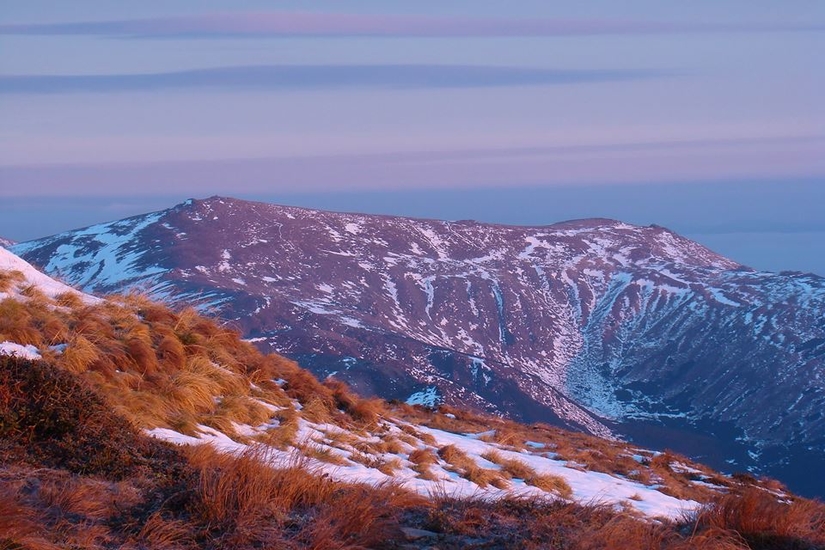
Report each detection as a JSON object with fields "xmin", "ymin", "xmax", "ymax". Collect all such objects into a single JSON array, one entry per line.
[{"xmin": 1, "ymin": 179, "xmax": 823, "ymax": 276}]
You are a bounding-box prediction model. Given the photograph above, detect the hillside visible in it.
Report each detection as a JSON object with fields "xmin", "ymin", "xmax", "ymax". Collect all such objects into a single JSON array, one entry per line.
[
  {"xmin": 12, "ymin": 196, "xmax": 825, "ymax": 497},
  {"xmin": 3, "ymin": 247, "xmax": 824, "ymax": 548}
]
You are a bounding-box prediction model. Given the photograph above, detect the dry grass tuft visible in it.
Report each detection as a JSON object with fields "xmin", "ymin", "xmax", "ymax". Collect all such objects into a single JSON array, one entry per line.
[
  {"xmin": 298, "ymin": 441, "xmax": 348, "ymax": 466},
  {"xmin": 349, "ymin": 397, "xmax": 386, "ymax": 426},
  {"xmin": 528, "ymin": 473, "xmax": 573, "ymax": 499},
  {"xmin": 481, "ymin": 450, "xmax": 572, "ymax": 496},
  {"xmin": 0, "ymin": 297, "xmax": 43, "ymax": 346},
  {"xmin": 257, "ymin": 410, "xmax": 299, "ymax": 449},
  {"xmin": 481, "ymin": 427, "xmax": 527, "ymax": 450},
  {"xmin": 0, "ymin": 484, "xmax": 58, "ymax": 550},
  {"xmin": 300, "ymin": 395, "xmax": 334, "ymax": 424},
  {"xmin": 409, "ymin": 447, "xmax": 439, "ymax": 466},
  {"xmin": 155, "ymin": 332, "xmax": 187, "ymax": 370},
  {"xmin": 20, "ymin": 283, "xmax": 47, "ymax": 301},
  {"xmin": 164, "ymin": 369, "xmax": 221, "ymax": 416},
  {"xmin": 482, "ymin": 451, "xmax": 532, "ymax": 479},
  {"xmin": 133, "ymin": 513, "xmax": 194, "ymax": 549},
  {"xmin": 689, "ymin": 488, "xmax": 825, "ymax": 549},
  {"xmin": 378, "ymin": 457, "xmax": 404, "ymax": 476},
  {"xmin": 58, "ymin": 335, "xmax": 100, "ymax": 373},
  {"xmin": 436, "ymin": 445, "xmax": 507, "ymax": 488},
  {"xmin": 188, "ymin": 444, "xmax": 424, "ymax": 548},
  {"xmin": 54, "ymin": 291, "xmax": 83, "ymax": 309},
  {"xmin": 0, "ymin": 269, "xmax": 26, "ymax": 292}
]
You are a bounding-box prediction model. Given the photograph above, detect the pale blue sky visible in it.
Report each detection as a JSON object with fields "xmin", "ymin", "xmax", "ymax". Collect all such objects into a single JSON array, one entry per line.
[{"xmin": 1, "ymin": 2, "xmax": 823, "ymax": 274}]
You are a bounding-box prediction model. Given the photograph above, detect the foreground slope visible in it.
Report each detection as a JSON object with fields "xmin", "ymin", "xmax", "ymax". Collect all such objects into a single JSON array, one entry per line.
[
  {"xmin": 3, "ymin": 248, "xmax": 824, "ymax": 549},
  {"xmin": 0, "ymin": 247, "xmax": 708, "ymax": 517},
  {"xmin": 6, "ymin": 356, "xmax": 825, "ymax": 550},
  {"xmin": 12, "ymin": 197, "xmax": 825, "ymax": 496}
]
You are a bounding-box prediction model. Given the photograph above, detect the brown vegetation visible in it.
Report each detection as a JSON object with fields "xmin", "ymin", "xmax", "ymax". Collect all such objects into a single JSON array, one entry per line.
[
  {"xmin": 687, "ymin": 488, "xmax": 825, "ymax": 550},
  {"xmin": 481, "ymin": 450, "xmax": 573, "ymax": 498},
  {"xmin": 2, "ymin": 279, "xmax": 824, "ymax": 549},
  {"xmin": 437, "ymin": 445, "xmax": 509, "ymax": 489}
]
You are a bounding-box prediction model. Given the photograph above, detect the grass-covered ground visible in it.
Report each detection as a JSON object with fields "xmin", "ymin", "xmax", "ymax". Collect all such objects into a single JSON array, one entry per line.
[{"xmin": 1, "ymin": 265, "xmax": 824, "ymax": 549}]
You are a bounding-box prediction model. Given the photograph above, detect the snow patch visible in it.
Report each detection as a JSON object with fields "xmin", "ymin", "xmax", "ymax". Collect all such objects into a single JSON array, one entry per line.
[
  {"xmin": 0, "ymin": 248, "xmax": 98, "ymax": 303},
  {"xmin": 406, "ymin": 386, "xmax": 440, "ymax": 407},
  {"xmin": 0, "ymin": 341, "xmax": 41, "ymax": 360}
]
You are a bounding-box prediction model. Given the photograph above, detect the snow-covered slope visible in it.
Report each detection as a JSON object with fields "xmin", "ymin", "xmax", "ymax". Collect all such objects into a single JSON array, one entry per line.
[
  {"xmin": 0, "ymin": 237, "xmax": 15, "ymax": 248},
  {"xmin": 0, "ymin": 246, "xmax": 97, "ymax": 303},
  {"xmin": 13, "ymin": 196, "xmax": 825, "ymax": 497},
  {"xmin": 147, "ymin": 415, "xmax": 702, "ymax": 520}
]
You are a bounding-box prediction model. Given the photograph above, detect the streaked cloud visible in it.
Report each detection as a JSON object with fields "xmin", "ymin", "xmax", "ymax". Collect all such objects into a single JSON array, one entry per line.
[
  {"xmin": 1, "ymin": 13, "xmax": 821, "ymax": 39},
  {"xmin": 2, "ymin": 135, "xmax": 821, "ymax": 197},
  {"xmin": 0, "ymin": 64, "xmax": 666, "ymax": 94}
]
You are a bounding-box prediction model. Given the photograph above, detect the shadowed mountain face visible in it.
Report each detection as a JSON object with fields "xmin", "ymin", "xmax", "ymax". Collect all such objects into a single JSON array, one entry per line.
[{"xmin": 13, "ymin": 196, "xmax": 825, "ymax": 497}]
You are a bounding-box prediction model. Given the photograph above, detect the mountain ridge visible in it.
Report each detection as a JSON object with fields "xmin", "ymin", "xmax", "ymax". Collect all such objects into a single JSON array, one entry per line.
[{"xmin": 12, "ymin": 196, "xmax": 825, "ymax": 497}]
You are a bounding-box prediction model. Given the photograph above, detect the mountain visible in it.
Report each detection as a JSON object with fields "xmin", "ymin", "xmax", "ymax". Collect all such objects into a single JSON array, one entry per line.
[
  {"xmin": 12, "ymin": 196, "xmax": 825, "ymax": 497},
  {"xmin": 4, "ymin": 245, "xmax": 825, "ymax": 549},
  {"xmin": 0, "ymin": 237, "xmax": 15, "ymax": 248}
]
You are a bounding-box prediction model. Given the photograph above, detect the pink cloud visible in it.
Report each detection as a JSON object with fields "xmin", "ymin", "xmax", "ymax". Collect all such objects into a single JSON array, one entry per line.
[
  {"xmin": 1, "ymin": 13, "xmax": 821, "ymax": 39},
  {"xmin": 1, "ymin": 135, "xmax": 822, "ymax": 197}
]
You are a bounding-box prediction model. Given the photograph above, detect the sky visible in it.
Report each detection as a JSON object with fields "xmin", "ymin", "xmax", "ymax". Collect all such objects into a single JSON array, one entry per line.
[{"xmin": 1, "ymin": 2, "xmax": 823, "ymax": 274}]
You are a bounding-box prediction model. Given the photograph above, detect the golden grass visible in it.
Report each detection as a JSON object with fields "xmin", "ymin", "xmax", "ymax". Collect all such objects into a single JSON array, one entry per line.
[
  {"xmin": 4, "ymin": 349, "xmax": 823, "ymax": 550},
  {"xmin": 133, "ymin": 513, "xmax": 194, "ymax": 549},
  {"xmin": 58, "ymin": 335, "xmax": 101, "ymax": 374},
  {"xmin": 690, "ymin": 488, "xmax": 825, "ymax": 548},
  {"xmin": 482, "ymin": 451, "xmax": 530, "ymax": 478},
  {"xmin": 0, "ymin": 269, "xmax": 26, "ymax": 292},
  {"xmin": 413, "ymin": 464, "xmax": 439, "ymax": 480},
  {"xmin": 436, "ymin": 445, "xmax": 508, "ymax": 488},
  {"xmin": 381, "ymin": 435, "xmax": 407, "ymax": 454},
  {"xmin": 54, "ymin": 291, "xmax": 83, "ymax": 309},
  {"xmin": 409, "ymin": 447, "xmax": 439, "ymax": 466},
  {"xmin": 348, "ymin": 397, "xmax": 386, "ymax": 427},
  {"xmin": 349, "ymin": 450, "xmax": 386, "ymax": 469},
  {"xmin": 186, "ymin": 444, "xmax": 427, "ymax": 548},
  {"xmin": 37, "ymin": 476, "xmax": 123, "ymax": 521},
  {"xmin": 257, "ymin": 410, "xmax": 300, "ymax": 449},
  {"xmin": 479, "ymin": 427, "xmax": 527, "ymax": 450},
  {"xmin": 0, "ymin": 484, "xmax": 58, "ymax": 550},
  {"xmin": 298, "ymin": 441, "xmax": 348, "ymax": 466},
  {"xmin": 398, "ymin": 423, "xmax": 437, "ymax": 446},
  {"xmin": 378, "ymin": 457, "xmax": 404, "ymax": 476},
  {"xmin": 480, "ymin": 450, "xmax": 572, "ymax": 496},
  {"xmin": 155, "ymin": 332, "xmax": 187, "ymax": 370},
  {"xmin": 0, "ymin": 297, "xmax": 43, "ymax": 346},
  {"xmin": 20, "ymin": 283, "xmax": 47, "ymax": 300},
  {"xmin": 7, "ymin": 275, "xmax": 821, "ymax": 548},
  {"xmin": 217, "ymin": 395, "xmax": 272, "ymax": 426},
  {"xmin": 164, "ymin": 369, "xmax": 222, "ymax": 416},
  {"xmin": 528, "ymin": 473, "xmax": 573, "ymax": 499},
  {"xmin": 113, "ymin": 390, "xmax": 174, "ymax": 429},
  {"xmin": 301, "ymin": 395, "xmax": 334, "ymax": 424}
]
